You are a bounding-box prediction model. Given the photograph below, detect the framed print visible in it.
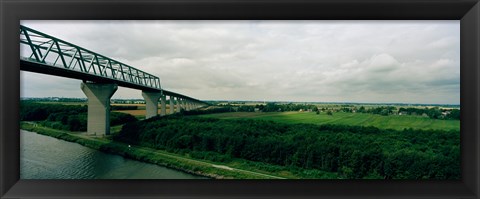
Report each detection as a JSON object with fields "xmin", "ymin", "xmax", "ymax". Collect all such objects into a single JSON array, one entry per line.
[{"xmin": 1, "ymin": 0, "xmax": 479, "ymax": 198}]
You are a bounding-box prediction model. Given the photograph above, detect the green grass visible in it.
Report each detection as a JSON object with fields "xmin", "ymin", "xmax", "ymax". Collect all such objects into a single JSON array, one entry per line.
[
  {"xmin": 196, "ymin": 111, "xmax": 460, "ymax": 131},
  {"xmin": 37, "ymin": 101, "xmax": 87, "ymax": 106}
]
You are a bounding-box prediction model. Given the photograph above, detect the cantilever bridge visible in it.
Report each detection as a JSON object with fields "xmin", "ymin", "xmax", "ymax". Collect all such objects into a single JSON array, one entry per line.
[{"xmin": 20, "ymin": 25, "xmax": 208, "ymax": 136}]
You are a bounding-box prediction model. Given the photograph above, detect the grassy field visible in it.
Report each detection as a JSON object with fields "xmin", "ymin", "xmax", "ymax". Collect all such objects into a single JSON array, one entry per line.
[
  {"xmin": 113, "ymin": 110, "xmax": 147, "ymax": 119},
  {"xmin": 114, "ymin": 108, "xmax": 175, "ymax": 120},
  {"xmin": 35, "ymin": 101, "xmax": 176, "ymax": 120},
  {"xmin": 197, "ymin": 111, "xmax": 460, "ymax": 131}
]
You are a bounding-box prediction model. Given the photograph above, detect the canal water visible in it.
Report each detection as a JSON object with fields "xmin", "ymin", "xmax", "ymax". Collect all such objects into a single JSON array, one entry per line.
[{"xmin": 20, "ymin": 130, "xmax": 207, "ymax": 179}]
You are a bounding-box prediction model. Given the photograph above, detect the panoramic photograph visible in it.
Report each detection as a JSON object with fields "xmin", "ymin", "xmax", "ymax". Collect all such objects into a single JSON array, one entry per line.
[{"xmin": 19, "ymin": 20, "xmax": 460, "ymax": 179}]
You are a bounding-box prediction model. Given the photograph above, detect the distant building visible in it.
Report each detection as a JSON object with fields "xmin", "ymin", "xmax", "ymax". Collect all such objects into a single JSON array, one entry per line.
[{"xmin": 398, "ymin": 111, "xmax": 407, "ymax": 115}]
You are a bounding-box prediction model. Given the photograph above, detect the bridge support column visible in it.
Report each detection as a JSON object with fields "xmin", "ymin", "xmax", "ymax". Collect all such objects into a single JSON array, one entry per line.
[
  {"xmin": 142, "ymin": 91, "xmax": 161, "ymax": 119},
  {"xmin": 177, "ymin": 98, "xmax": 181, "ymax": 112},
  {"xmin": 160, "ymin": 94, "xmax": 166, "ymax": 116},
  {"xmin": 169, "ymin": 96, "xmax": 175, "ymax": 114},
  {"xmin": 176, "ymin": 97, "xmax": 181, "ymax": 113},
  {"xmin": 81, "ymin": 82, "xmax": 118, "ymax": 136},
  {"xmin": 182, "ymin": 99, "xmax": 187, "ymax": 111},
  {"xmin": 182, "ymin": 98, "xmax": 186, "ymax": 111}
]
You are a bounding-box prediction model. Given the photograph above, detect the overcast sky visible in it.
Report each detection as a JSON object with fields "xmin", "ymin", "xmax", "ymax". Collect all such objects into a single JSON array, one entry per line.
[{"xmin": 20, "ymin": 20, "xmax": 460, "ymax": 104}]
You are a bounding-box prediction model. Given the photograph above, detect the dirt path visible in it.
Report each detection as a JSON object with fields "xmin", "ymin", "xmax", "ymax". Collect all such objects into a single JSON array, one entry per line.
[{"xmin": 212, "ymin": 164, "xmax": 286, "ymax": 179}]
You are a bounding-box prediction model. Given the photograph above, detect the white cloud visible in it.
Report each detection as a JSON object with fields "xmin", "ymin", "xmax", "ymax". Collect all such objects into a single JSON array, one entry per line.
[{"xmin": 20, "ymin": 20, "xmax": 460, "ymax": 104}]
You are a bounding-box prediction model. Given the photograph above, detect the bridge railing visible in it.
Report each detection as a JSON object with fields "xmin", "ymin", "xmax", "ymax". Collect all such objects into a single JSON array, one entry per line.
[{"xmin": 20, "ymin": 25, "xmax": 161, "ymax": 90}]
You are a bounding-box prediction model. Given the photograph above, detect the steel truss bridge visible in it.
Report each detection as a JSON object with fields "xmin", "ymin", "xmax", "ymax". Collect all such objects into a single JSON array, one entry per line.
[{"xmin": 19, "ymin": 25, "xmax": 203, "ymax": 103}]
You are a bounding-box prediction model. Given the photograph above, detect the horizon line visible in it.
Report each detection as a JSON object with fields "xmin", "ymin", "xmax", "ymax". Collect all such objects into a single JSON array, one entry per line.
[{"xmin": 20, "ymin": 96, "xmax": 460, "ymax": 106}]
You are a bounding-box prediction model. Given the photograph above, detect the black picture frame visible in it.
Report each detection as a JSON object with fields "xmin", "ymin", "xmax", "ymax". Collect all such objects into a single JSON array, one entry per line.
[{"xmin": 1, "ymin": 0, "xmax": 479, "ymax": 198}]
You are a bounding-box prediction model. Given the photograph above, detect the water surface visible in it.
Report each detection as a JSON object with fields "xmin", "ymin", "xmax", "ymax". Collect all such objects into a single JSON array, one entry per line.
[{"xmin": 20, "ymin": 130, "xmax": 207, "ymax": 179}]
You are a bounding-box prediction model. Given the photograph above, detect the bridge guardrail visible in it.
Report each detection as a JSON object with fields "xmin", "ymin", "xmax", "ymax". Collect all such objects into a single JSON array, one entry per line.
[{"xmin": 20, "ymin": 25, "xmax": 161, "ymax": 90}]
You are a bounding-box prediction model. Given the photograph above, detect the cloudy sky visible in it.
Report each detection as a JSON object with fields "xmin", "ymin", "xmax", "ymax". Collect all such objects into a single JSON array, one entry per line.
[{"xmin": 20, "ymin": 20, "xmax": 460, "ymax": 104}]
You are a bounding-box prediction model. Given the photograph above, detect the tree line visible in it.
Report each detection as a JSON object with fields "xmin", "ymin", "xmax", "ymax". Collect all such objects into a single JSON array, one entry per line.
[
  {"xmin": 206, "ymin": 103, "xmax": 460, "ymax": 121},
  {"xmin": 255, "ymin": 103, "xmax": 319, "ymax": 112},
  {"xmin": 111, "ymin": 105, "xmax": 139, "ymax": 110},
  {"xmin": 397, "ymin": 107, "xmax": 460, "ymax": 120},
  {"xmin": 114, "ymin": 115, "xmax": 460, "ymax": 179},
  {"xmin": 20, "ymin": 101, "xmax": 137, "ymax": 131},
  {"xmin": 329, "ymin": 106, "xmax": 459, "ymax": 120},
  {"xmin": 184, "ymin": 103, "xmax": 320, "ymax": 114}
]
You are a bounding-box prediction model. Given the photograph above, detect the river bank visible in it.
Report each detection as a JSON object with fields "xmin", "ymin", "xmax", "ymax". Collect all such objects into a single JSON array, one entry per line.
[
  {"xmin": 21, "ymin": 130, "xmax": 207, "ymax": 179},
  {"xmin": 20, "ymin": 122, "xmax": 286, "ymax": 179}
]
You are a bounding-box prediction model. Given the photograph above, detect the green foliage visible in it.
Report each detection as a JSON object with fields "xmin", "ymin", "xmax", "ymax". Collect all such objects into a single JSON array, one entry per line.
[
  {"xmin": 367, "ymin": 106, "xmax": 396, "ymax": 116},
  {"xmin": 111, "ymin": 105, "xmax": 138, "ymax": 110},
  {"xmin": 256, "ymin": 103, "xmax": 318, "ymax": 112},
  {"xmin": 114, "ymin": 115, "xmax": 460, "ymax": 179},
  {"xmin": 20, "ymin": 101, "xmax": 87, "ymax": 121},
  {"xmin": 110, "ymin": 112, "xmax": 138, "ymax": 126},
  {"xmin": 399, "ymin": 107, "xmax": 460, "ymax": 120},
  {"xmin": 215, "ymin": 103, "xmax": 319, "ymax": 113},
  {"xmin": 21, "ymin": 102, "xmax": 137, "ymax": 131},
  {"xmin": 181, "ymin": 107, "xmax": 235, "ymax": 116}
]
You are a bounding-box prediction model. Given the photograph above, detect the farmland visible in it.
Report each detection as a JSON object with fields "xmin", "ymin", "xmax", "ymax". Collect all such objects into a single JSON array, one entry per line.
[
  {"xmin": 31, "ymin": 100, "xmax": 460, "ymax": 131},
  {"xmin": 37, "ymin": 101, "xmax": 163, "ymax": 120},
  {"xmin": 20, "ymin": 99, "xmax": 460, "ymax": 179},
  {"xmin": 196, "ymin": 111, "xmax": 460, "ymax": 131}
]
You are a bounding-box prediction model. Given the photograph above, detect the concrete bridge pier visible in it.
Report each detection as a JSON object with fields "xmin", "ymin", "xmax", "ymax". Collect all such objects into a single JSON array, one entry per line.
[
  {"xmin": 169, "ymin": 96, "xmax": 175, "ymax": 114},
  {"xmin": 175, "ymin": 97, "xmax": 181, "ymax": 113},
  {"xmin": 183, "ymin": 101, "xmax": 187, "ymax": 111},
  {"xmin": 160, "ymin": 94, "xmax": 166, "ymax": 116},
  {"xmin": 177, "ymin": 98, "xmax": 182, "ymax": 112},
  {"xmin": 142, "ymin": 91, "xmax": 162, "ymax": 119},
  {"xmin": 182, "ymin": 99, "xmax": 187, "ymax": 111},
  {"xmin": 81, "ymin": 82, "xmax": 118, "ymax": 136}
]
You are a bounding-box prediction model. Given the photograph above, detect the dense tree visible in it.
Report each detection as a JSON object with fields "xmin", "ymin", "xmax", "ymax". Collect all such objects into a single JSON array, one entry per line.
[
  {"xmin": 20, "ymin": 101, "xmax": 87, "ymax": 121},
  {"xmin": 399, "ymin": 107, "xmax": 460, "ymax": 120},
  {"xmin": 111, "ymin": 105, "xmax": 138, "ymax": 110},
  {"xmin": 21, "ymin": 102, "xmax": 137, "ymax": 131},
  {"xmin": 327, "ymin": 110, "xmax": 333, "ymax": 116},
  {"xmin": 114, "ymin": 115, "xmax": 460, "ymax": 179}
]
